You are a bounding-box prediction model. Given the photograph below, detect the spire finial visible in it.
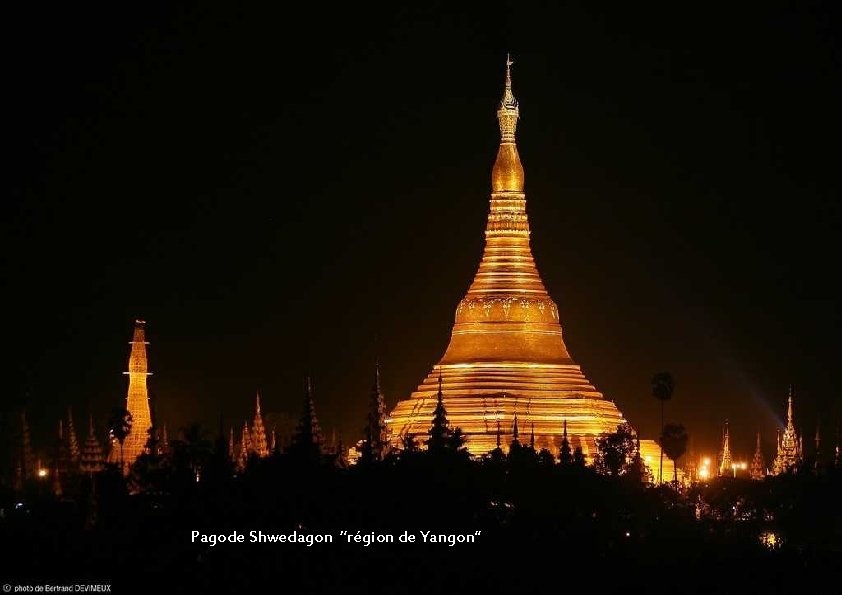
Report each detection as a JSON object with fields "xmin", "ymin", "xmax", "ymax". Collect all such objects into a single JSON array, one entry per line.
[
  {"xmin": 498, "ymin": 54, "xmax": 519, "ymax": 117},
  {"xmin": 256, "ymin": 391, "xmax": 261, "ymax": 415},
  {"xmin": 492, "ymin": 54, "xmax": 524, "ymax": 192},
  {"xmin": 787, "ymin": 385, "xmax": 794, "ymax": 425}
]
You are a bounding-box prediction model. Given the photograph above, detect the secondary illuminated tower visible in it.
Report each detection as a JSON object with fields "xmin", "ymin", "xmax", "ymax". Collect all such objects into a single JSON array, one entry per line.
[
  {"xmin": 66, "ymin": 408, "xmax": 81, "ymax": 463},
  {"xmin": 718, "ymin": 420, "xmax": 732, "ymax": 476},
  {"xmin": 750, "ymin": 432, "xmax": 765, "ymax": 480},
  {"xmin": 121, "ymin": 320, "xmax": 153, "ymax": 470},
  {"xmin": 773, "ymin": 386, "xmax": 801, "ymax": 474},
  {"xmin": 388, "ymin": 57, "xmax": 657, "ymax": 464},
  {"xmin": 251, "ymin": 393, "xmax": 269, "ymax": 458}
]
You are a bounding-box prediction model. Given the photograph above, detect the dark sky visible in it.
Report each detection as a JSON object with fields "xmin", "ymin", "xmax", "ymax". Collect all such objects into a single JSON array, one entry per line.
[{"xmin": 5, "ymin": 1, "xmax": 841, "ymax": 463}]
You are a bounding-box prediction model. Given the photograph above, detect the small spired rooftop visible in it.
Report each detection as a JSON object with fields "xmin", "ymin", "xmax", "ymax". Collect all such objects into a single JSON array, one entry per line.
[{"xmin": 387, "ymin": 58, "xmax": 642, "ymax": 461}]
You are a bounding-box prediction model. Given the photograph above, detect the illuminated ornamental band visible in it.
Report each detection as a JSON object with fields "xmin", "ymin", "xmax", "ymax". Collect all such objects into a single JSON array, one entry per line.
[{"xmin": 387, "ymin": 58, "xmax": 670, "ymax": 476}]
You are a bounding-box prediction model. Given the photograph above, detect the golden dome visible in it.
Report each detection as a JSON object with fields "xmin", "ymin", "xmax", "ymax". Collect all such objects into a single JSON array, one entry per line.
[{"xmin": 388, "ymin": 56, "xmax": 627, "ymax": 460}]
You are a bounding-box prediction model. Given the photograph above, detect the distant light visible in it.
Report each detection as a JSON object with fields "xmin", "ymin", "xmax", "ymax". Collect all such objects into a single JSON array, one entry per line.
[
  {"xmin": 759, "ymin": 531, "xmax": 782, "ymax": 550},
  {"xmin": 37, "ymin": 469, "xmax": 47, "ymax": 478},
  {"xmin": 624, "ymin": 531, "xmax": 630, "ymax": 537},
  {"xmin": 703, "ymin": 458, "xmax": 711, "ymax": 466}
]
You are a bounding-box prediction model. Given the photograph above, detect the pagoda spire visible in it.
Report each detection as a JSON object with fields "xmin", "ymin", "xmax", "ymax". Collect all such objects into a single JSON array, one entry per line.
[
  {"xmin": 290, "ymin": 376, "xmax": 324, "ymax": 460},
  {"xmin": 750, "ymin": 432, "xmax": 765, "ymax": 480},
  {"xmin": 786, "ymin": 385, "xmax": 795, "ymax": 429},
  {"xmin": 773, "ymin": 386, "xmax": 801, "ymax": 474},
  {"xmin": 427, "ymin": 370, "xmax": 451, "ymax": 450},
  {"xmin": 560, "ymin": 419, "xmax": 572, "ymax": 465},
  {"xmin": 251, "ymin": 392, "xmax": 269, "ymax": 457},
  {"xmin": 67, "ymin": 407, "xmax": 80, "ymax": 462},
  {"xmin": 496, "ymin": 54, "xmax": 520, "ymax": 144},
  {"xmin": 529, "ymin": 421, "xmax": 535, "ymax": 450},
  {"xmin": 228, "ymin": 427, "xmax": 236, "ymax": 463},
  {"xmin": 719, "ymin": 420, "xmax": 732, "ymax": 476},
  {"xmin": 80, "ymin": 416, "xmax": 105, "ymax": 476},
  {"xmin": 238, "ymin": 421, "xmax": 251, "ymax": 471},
  {"xmin": 362, "ymin": 359, "xmax": 389, "ymax": 462},
  {"xmin": 54, "ymin": 419, "xmax": 74, "ymax": 481},
  {"xmin": 121, "ymin": 320, "xmax": 153, "ymax": 471}
]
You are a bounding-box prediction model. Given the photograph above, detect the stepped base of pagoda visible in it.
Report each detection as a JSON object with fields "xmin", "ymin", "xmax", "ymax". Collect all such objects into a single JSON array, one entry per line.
[{"xmin": 388, "ymin": 362, "xmax": 627, "ymax": 459}]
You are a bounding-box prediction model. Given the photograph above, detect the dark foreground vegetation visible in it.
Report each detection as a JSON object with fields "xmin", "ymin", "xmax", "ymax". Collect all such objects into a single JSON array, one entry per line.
[{"xmin": 2, "ymin": 442, "xmax": 841, "ymax": 595}]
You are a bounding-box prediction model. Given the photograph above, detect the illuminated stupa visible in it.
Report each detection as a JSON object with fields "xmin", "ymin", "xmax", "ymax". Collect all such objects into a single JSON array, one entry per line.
[
  {"xmin": 772, "ymin": 386, "xmax": 802, "ymax": 475},
  {"xmin": 112, "ymin": 320, "xmax": 153, "ymax": 472},
  {"xmin": 388, "ymin": 58, "xmax": 645, "ymax": 461}
]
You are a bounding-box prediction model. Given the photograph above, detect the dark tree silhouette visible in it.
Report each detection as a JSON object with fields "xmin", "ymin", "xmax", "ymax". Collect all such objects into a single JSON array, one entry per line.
[
  {"xmin": 426, "ymin": 371, "xmax": 451, "ymax": 452},
  {"xmin": 559, "ymin": 420, "xmax": 572, "ymax": 466},
  {"xmin": 107, "ymin": 408, "xmax": 132, "ymax": 474},
  {"xmin": 625, "ymin": 439, "xmax": 647, "ymax": 484},
  {"xmin": 171, "ymin": 423, "xmax": 212, "ymax": 482},
  {"xmin": 594, "ymin": 423, "xmax": 638, "ymax": 476},
  {"xmin": 400, "ymin": 433, "xmax": 419, "ymax": 454},
  {"xmin": 537, "ymin": 448, "xmax": 555, "ymax": 466},
  {"xmin": 446, "ymin": 427, "xmax": 468, "ymax": 454},
  {"xmin": 660, "ymin": 423, "xmax": 689, "ymax": 487},
  {"xmin": 130, "ymin": 426, "xmax": 171, "ymax": 493},
  {"xmin": 572, "ymin": 447, "xmax": 586, "ymax": 467},
  {"xmin": 651, "ymin": 372, "xmax": 675, "ymax": 483}
]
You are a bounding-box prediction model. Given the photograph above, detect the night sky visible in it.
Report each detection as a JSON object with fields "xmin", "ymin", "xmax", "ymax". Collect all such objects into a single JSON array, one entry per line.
[{"xmin": 5, "ymin": 2, "xmax": 841, "ymax": 462}]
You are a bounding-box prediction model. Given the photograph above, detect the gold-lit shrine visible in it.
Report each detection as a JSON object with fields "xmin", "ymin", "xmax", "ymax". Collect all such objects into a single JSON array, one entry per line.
[
  {"xmin": 388, "ymin": 59, "xmax": 669, "ymax": 475},
  {"xmin": 109, "ymin": 319, "xmax": 153, "ymax": 472}
]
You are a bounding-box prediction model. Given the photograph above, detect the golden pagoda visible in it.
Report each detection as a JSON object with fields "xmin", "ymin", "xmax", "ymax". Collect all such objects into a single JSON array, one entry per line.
[
  {"xmin": 772, "ymin": 386, "xmax": 802, "ymax": 474},
  {"xmin": 388, "ymin": 58, "xmax": 666, "ymax": 471},
  {"xmin": 114, "ymin": 320, "xmax": 153, "ymax": 471}
]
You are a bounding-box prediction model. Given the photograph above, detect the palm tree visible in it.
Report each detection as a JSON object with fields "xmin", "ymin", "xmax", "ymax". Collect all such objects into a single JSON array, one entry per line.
[
  {"xmin": 107, "ymin": 407, "xmax": 133, "ymax": 474},
  {"xmin": 651, "ymin": 372, "xmax": 675, "ymax": 483},
  {"xmin": 660, "ymin": 423, "xmax": 688, "ymax": 487}
]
